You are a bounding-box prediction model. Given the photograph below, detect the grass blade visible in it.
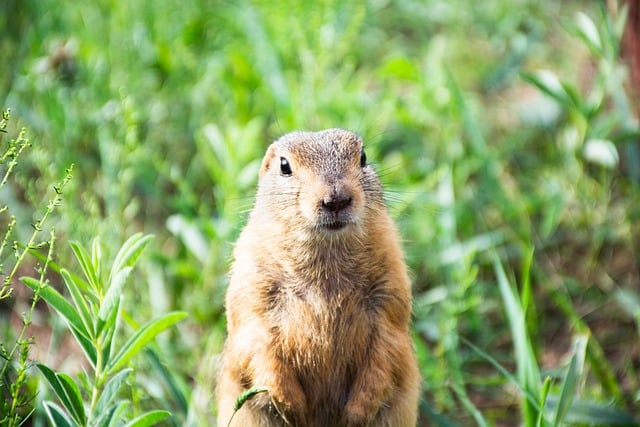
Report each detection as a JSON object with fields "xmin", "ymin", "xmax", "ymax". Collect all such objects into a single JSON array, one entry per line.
[
  {"xmin": 553, "ymin": 334, "xmax": 588, "ymax": 425},
  {"xmin": 462, "ymin": 337, "xmax": 541, "ymax": 413},
  {"xmin": 564, "ymin": 400, "xmax": 639, "ymax": 425},
  {"xmin": 537, "ymin": 377, "xmax": 552, "ymax": 427},
  {"xmin": 493, "ymin": 257, "xmax": 542, "ymax": 423}
]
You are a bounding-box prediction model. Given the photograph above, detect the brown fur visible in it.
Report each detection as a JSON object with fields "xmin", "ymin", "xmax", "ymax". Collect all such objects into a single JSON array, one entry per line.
[{"xmin": 216, "ymin": 129, "xmax": 420, "ymax": 426}]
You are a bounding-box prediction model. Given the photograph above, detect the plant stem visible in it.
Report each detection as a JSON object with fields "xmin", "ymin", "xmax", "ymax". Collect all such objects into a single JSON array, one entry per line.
[{"xmin": 89, "ymin": 334, "xmax": 105, "ymax": 422}]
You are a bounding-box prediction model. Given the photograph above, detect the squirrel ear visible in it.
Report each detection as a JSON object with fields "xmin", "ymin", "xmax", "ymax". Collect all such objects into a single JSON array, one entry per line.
[{"xmin": 259, "ymin": 144, "xmax": 276, "ymax": 178}]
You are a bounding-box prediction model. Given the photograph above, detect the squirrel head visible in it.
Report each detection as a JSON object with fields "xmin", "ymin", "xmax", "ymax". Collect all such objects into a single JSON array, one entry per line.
[{"xmin": 254, "ymin": 128, "xmax": 384, "ymax": 237}]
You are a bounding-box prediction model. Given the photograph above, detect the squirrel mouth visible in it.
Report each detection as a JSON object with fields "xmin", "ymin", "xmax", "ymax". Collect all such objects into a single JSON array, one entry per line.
[
  {"xmin": 322, "ymin": 220, "xmax": 348, "ymax": 231},
  {"xmin": 314, "ymin": 211, "xmax": 355, "ymax": 232}
]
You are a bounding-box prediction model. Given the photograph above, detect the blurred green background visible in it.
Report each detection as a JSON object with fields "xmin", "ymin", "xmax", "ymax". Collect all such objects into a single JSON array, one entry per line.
[{"xmin": 1, "ymin": 0, "xmax": 639, "ymax": 425}]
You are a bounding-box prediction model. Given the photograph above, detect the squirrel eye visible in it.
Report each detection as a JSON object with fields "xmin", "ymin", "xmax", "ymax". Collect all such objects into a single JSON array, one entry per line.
[
  {"xmin": 280, "ymin": 157, "xmax": 292, "ymax": 176},
  {"xmin": 360, "ymin": 149, "xmax": 367, "ymax": 168}
]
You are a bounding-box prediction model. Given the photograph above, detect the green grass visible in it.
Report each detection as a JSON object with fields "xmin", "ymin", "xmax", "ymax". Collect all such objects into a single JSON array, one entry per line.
[{"xmin": 1, "ymin": 0, "xmax": 640, "ymax": 425}]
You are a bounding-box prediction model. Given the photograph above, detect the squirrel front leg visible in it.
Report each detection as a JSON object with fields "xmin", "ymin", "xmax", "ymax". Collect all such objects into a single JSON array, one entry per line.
[
  {"xmin": 343, "ymin": 325, "xmax": 411, "ymax": 426},
  {"xmin": 228, "ymin": 323, "xmax": 308, "ymax": 425},
  {"xmin": 249, "ymin": 352, "xmax": 308, "ymax": 425}
]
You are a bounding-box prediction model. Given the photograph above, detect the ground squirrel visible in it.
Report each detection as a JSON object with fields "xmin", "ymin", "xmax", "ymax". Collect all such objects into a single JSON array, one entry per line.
[{"xmin": 216, "ymin": 129, "xmax": 420, "ymax": 426}]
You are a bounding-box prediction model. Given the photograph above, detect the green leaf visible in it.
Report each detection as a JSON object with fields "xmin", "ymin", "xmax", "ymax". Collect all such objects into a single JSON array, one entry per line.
[
  {"xmin": 106, "ymin": 311, "xmax": 187, "ymax": 375},
  {"xmin": 94, "ymin": 401, "xmax": 129, "ymax": 427},
  {"xmin": 70, "ymin": 241, "xmax": 101, "ymax": 293},
  {"xmin": 521, "ymin": 70, "xmax": 572, "ymax": 109},
  {"xmin": 91, "ymin": 236, "xmax": 102, "ymax": 284},
  {"xmin": 37, "ymin": 365, "xmax": 86, "ymax": 425},
  {"xmin": 37, "ymin": 364, "xmax": 71, "ymax": 410},
  {"xmin": 536, "ymin": 377, "xmax": 552, "ymax": 427},
  {"xmin": 146, "ymin": 347, "xmax": 189, "ymax": 413},
  {"xmin": 553, "ymin": 335, "xmax": 588, "ymax": 425},
  {"xmin": 43, "ymin": 401, "xmax": 78, "ymax": 427},
  {"xmin": 57, "ymin": 373, "xmax": 87, "ymax": 425},
  {"xmin": 98, "ymin": 299, "xmax": 120, "ymax": 369},
  {"xmin": 109, "ymin": 233, "xmax": 153, "ymax": 283},
  {"xmin": 564, "ymin": 400, "xmax": 638, "ymax": 425},
  {"xmin": 462, "ymin": 338, "xmax": 541, "ymax": 414},
  {"xmin": 22, "ymin": 277, "xmax": 91, "ymax": 342},
  {"xmin": 94, "ymin": 369, "xmax": 132, "ymax": 417},
  {"xmin": 123, "ymin": 410, "xmax": 171, "ymax": 427},
  {"xmin": 493, "ymin": 257, "xmax": 542, "ymax": 423},
  {"xmin": 61, "ymin": 268, "xmax": 95, "ymax": 339},
  {"xmin": 572, "ymin": 12, "xmax": 602, "ymax": 57},
  {"xmin": 69, "ymin": 324, "xmax": 98, "ymax": 368},
  {"xmin": 99, "ymin": 266, "xmax": 132, "ymax": 321}
]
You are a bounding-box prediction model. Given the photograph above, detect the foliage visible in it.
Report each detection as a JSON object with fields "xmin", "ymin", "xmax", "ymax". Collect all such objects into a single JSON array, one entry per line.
[
  {"xmin": 0, "ymin": 110, "xmax": 70, "ymax": 426},
  {"xmin": 21, "ymin": 234, "xmax": 186, "ymax": 426},
  {"xmin": 1, "ymin": 0, "xmax": 640, "ymax": 425}
]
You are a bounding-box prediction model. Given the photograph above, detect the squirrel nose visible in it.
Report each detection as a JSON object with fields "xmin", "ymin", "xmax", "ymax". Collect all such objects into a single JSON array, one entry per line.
[{"xmin": 321, "ymin": 192, "xmax": 352, "ymax": 213}]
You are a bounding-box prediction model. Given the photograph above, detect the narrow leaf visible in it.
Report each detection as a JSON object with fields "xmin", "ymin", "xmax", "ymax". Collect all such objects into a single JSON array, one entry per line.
[
  {"xmin": 146, "ymin": 347, "xmax": 189, "ymax": 413},
  {"xmin": 57, "ymin": 373, "xmax": 87, "ymax": 425},
  {"xmin": 37, "ymin": 366, "xmax": 86, "ymax": 425},
  {"xmin": 536, "ymin": 377, "xmax": 552, "ymax": 427},
  {"xmin": 493, "ymin": 258, "xmax": 541, "ymax": 390},
  {"xmin": 93, "ymin": 403, "xmax": 119, "ymax": 427},
  {"xmin": 61, "ymin": 268, "xmax": 95, "ymax": 338},
  {"xmin": 553, "ymin": 334, "xmax": 588, "ymax": 425},
  {"xmin": 70, "ymin": 241, "xmax": 101, "ymax": 292},
  {"xmin": 98, "ymin": 299, "xmax": 120, "ymax": 369},
  {"xmin": 521, "ymin": 70, "xmax": 571, "ymax": 108},
  {"xmin": 462, "ymin": 338, "xmax": 541, "ymax": 413},
  {"xmin": 37, "ymin": 364, "xmax": 70, "ymax": 411},
  {"xmin": 22, "ymin": 277, "xmax": 90, "ymax": 341},
  {"xmin": 123, "ymin": 410, "xmax": 171, "ymax": 427},
  {"xmin": 69, "ymin": 324, "xmax": 98, "ymax": 368},
  {"xmin": 110, "ymin": 233, "xmax": 153, "ymax": 282},
  {"xmin": 91, "ymin": 236, "xmax": 102, "ymax": 283},
  {"xmin": 574, "ymin": 12, "xmax": 602, "ymax": 55},
  {"xmin": 95, "ymin": 369, "xmax": 132, "ymax": 416},
  {"xmin": 107, "ymin": 311, "xmax": 187, "ymax": 375},
  {"xmin": 94, "ymin": 401, "xmax": 129, "ymax": 427},
  {"xmin": 565, "ymin": 400, "xmax": 638, "ymax": 424},
  {"xmin": 493, "ymin": 256, "xmax": 542, "ymax": 424},
  {"xmin": 43, "ymin": 401, "xmax": 77, "ymax": 427},
  {"xmin": 99, "ymin": 266, "xmax": 132, "ymax": 321}
]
